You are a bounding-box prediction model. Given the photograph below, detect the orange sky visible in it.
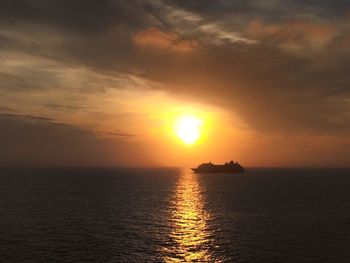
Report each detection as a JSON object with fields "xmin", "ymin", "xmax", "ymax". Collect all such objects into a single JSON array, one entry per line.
[{"xmin": 0, "ymin": 1, "xmax": 349, "ymax": 167}]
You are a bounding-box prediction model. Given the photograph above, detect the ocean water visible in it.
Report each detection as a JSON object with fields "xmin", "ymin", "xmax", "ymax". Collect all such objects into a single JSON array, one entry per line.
[{"xmin": 0, "ymin": 167, "xmax": 349, "ymax": 262}]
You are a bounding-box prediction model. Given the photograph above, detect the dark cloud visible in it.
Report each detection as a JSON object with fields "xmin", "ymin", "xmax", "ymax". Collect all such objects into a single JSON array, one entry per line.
[
  {"xmin": 0, "ymin": 0, "xmax": 148, "ymax": 34},
  {"xmin": 290, "ymin": 0, "xmax": 350, "ymax": 17},
  {"xmin": 0, "ymin": 106, "xmax": 16, "ymax": 113},
  {"xmin": 169, "ymin": 0, "xmax": 256, "ymax": 15},
  {"xmin": 0, "ymin": 73, "xmax": 35, "ymax": 91},
  {"xmin": 102, "ymin": 131, "xmax": 136, "ymax": 138},
  {"xmin": 170, "ymin": 0, "xmax": 350, "ymax": 19},
  {"xmin": 132, "ymin": 41, "xmax": 350, "ymax": 134},
  {"xmin": 0, "ymin": 114, "xmax": 150, "ymax": 166},
  {"xmin": 0, "ymin": 113, "xmax": 53, "ymax": 122}
]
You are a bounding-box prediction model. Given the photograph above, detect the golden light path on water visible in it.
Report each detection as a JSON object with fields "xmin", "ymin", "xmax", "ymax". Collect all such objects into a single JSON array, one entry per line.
[{"xmin": 164, "ymin": 170, "xmax": 218, "ymax": 262}]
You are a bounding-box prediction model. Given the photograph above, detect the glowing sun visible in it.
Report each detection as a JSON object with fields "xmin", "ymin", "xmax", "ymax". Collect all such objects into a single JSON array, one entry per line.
[{"xmin": 174, "ymin": 115, "xmax": 203, "ymax": 145}]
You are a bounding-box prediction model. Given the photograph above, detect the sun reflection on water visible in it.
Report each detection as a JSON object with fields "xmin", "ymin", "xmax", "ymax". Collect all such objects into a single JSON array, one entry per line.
[{"xmin": 164, "ymin": 170, "xmax": 215, "ymax": 262}]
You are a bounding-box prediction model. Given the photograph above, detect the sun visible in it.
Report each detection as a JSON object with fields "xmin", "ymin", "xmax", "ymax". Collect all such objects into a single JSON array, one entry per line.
[{"xmin": 174, "ymin": 115, "xmax": 203, "ymax": 145}]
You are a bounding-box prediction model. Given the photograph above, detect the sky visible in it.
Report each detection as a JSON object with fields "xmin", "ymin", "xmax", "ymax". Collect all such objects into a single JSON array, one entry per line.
[{"xmin": 0, "ymin": 0, "xmax": 349, "ymax": 167}]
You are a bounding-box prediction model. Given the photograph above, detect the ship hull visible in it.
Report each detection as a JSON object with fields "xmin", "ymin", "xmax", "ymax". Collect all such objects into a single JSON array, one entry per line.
[{"xmin": 191, "ymin": 167, "xmax": 244, "ymax": 173}]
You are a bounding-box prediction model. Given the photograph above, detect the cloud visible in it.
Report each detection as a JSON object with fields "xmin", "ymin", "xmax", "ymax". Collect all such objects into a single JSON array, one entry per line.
[
  {"xmin": 0, "ymin": 0, "xmax": 148, "ymax": 34},
  {"xmin": 168, "ymin": 0, "xmax": 258, "ymax": 16},
  {"xmin": 170, "ymin": 0, "xmax": 350, "ymax": 19},
  {"xmin": 133, "ymin": 27, "xmax": 198, "ymax": 52},
  {"xmin": 0, "ymin": 73, "xmax": 28, "ymax": 91},
  {"xmin": 129, "ymin": 36, "xmax": 350, "ymax": 134},
  {"xmin": 0, "ymin": 106, "xmax": 16, "ymax": 113},
  {"xmin": 246, "ymin": 19, "xmax": 338, "ymax": 53}
]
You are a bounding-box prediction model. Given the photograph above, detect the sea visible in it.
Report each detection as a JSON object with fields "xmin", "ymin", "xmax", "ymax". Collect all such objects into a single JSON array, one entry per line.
[{"xmin": 0, "ymin": 167, "xmax": 349, "ymax": 262}]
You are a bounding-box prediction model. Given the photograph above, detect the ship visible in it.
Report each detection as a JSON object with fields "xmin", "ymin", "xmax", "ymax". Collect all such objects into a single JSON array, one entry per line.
[{"xmin": 191, "ymin": 161, "xmax": 245, "ymax": 173}]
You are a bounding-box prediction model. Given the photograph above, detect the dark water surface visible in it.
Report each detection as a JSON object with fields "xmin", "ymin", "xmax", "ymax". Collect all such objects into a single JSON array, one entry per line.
[{"xmin": 0, "ymin": 167, "xmax": 349, "ymax": 262}]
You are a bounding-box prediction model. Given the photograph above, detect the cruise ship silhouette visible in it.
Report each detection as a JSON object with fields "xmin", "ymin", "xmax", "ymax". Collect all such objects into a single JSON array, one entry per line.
[{"xmin": 191, "ymin": 161, "xmax": 245, "ymax": 173}]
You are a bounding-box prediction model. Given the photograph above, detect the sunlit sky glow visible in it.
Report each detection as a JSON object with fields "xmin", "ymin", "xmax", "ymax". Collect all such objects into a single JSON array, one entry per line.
[{"xmin": 0, "ymin": 0, "xmax": 349, "ymax": 167}]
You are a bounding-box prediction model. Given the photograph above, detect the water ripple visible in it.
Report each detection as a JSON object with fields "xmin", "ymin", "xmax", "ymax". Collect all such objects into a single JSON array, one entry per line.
[{"xmin": 163, "ymin": 171, "xmax": 217, "ymax": 262}]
